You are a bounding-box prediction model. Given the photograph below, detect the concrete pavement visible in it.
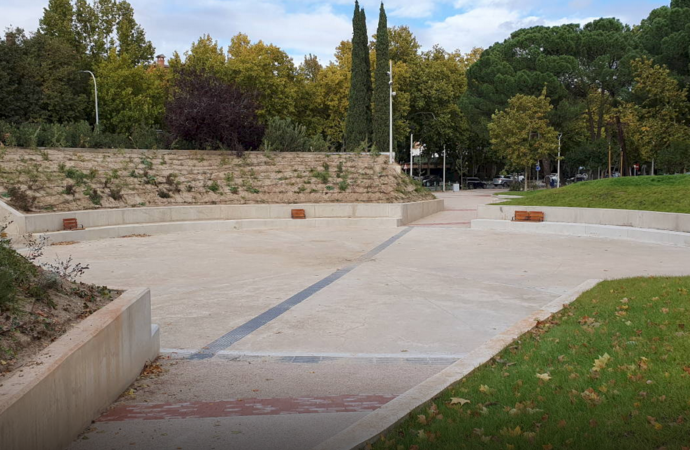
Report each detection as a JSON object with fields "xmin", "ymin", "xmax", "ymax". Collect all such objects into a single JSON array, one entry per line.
[{"xmin": 48, "ymin": 190, "xmax": 690, "ymax": 450}]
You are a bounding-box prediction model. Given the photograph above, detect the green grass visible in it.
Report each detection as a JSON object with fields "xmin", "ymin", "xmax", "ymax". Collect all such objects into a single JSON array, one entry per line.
[
  {"xmin": 372, "ymin": 277, "xmax": 690, "ymax": 450},
  {"xmin": 496, "ymin": 175, "xmax": 690, "ymax": 214}
]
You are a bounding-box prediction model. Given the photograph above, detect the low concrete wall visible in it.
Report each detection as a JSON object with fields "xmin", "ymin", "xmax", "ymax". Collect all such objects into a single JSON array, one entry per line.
[
  {"xmin": 11, "ymin": 199, "xmax": 443, "ymax": 235},
  {"xmin": 0, "ymin": 201, "xmax": 26, "ymax": 237},
  {"xmin": 478, "ymin": 205, "xmax": 690, "ymax": 234},
  {"xmin": 0, "ymin": 288, "xmax": 160, "ymax": 450},
  {"xmin": 38, "ymin": 218, "xmax": 401, "ymax": 244},
  {"xmin": 472, "ymin": 219, "xmax": 690, "ymax": 247}
]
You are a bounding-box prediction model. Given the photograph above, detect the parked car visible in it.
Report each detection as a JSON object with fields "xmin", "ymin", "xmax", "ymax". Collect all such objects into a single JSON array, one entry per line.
[
  {"xmin": 422, "ymin": 175, "xmax": 442, "ymax": 187},
  {"xmin": 465, "ymin": 177, "xmax": 486, "ymax": 189},
  {"xmin": 494, "ymin": 175, "xmax": 524, "ymax": 188},
  {"xmin": 492, "ymin": 176, "xmax": 511, "ymax": 187}
]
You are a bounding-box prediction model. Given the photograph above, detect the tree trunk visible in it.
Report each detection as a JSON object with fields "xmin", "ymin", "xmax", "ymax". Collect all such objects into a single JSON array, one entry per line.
[
  {"xmin": 616, "ymin": 115, "xmax": 628, "ymax": 177},
  {"xmin": 524, "ymin": 165, "xmax": 528, "ymax": 191}
]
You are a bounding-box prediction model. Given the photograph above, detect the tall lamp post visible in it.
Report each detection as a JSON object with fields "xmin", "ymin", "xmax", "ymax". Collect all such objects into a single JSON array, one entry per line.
[
  {"xmin": 388, "ymin": 60, "xmax": 395, "ymax": 164},
  {"xmin": 80, "ymin": 70, "xmax": 99, "ymax": 127},
  {"xmin": 557, "ymin": 133, "xmax": 562, "ymax": 188}
]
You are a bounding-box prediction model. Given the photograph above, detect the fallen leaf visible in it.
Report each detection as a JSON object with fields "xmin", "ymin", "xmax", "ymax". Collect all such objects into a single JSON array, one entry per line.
[
  {"xmin": 536, "ymin": 373, "xmax": 552, "ymax": 382},
  {"xmin": 450, "ymin": 398, "xmax": 471, "ymax": 406},
  {"xmin": 592, "ymin": 353, "xmax": 612, "ymax": 372},
  {"xmin": 417, "ymin": 415, "xmax": 427, "ymax": 425}
]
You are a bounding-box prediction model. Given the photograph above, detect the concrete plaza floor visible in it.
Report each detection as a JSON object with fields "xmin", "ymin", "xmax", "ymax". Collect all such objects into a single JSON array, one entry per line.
[{"xmin": 57, "ymin": 190, "xmax": 690, "ymax": 450}]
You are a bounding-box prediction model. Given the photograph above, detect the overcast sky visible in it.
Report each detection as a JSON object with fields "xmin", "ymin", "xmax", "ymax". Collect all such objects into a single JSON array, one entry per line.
[{"xmin": 0, "ymin": 0, "xmax": 670, "ymax": 64}]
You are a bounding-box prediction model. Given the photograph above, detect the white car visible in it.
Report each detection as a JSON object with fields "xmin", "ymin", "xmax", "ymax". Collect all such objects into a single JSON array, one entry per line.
[
  {"xmin": 492, "ymin": 176, "xmax": 512, "ymax": 187},
  {"xmin": 493, "ymin": 175, "xmax": 524, "ymax": 187}
]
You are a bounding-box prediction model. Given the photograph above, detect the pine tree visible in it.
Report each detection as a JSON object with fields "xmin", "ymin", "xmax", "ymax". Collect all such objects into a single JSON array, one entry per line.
[
  {"xmin": 39, "ymin": 0, "xmax": 77, "ymax": 46},
  {"xmin": 344, "ymin": 1, "xmax": 373, "ymax": 151},
  {"xmin": 373, "ymin": 3, "xmax": 390, "ymax": 153}
]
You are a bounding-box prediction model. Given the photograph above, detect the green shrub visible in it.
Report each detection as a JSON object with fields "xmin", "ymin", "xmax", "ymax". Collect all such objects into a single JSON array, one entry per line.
[
  {"xmin": 64, "ymin": 167, "xmax": 88, "ymax": 185},
  {"xmin": 311, "ymin": 169, "xmax": 330, "ymax": 184},
  {"xmin": 207, "ymin": 181, "xmax": 221, "ymax": 193},
  {"xmin": 0, "ymin": 227, "xmax": 37, "ymax": 310},
  {"xmin": 130, "ymin": 125, "xmax": 161, "ymax": 150},
  {"xmin": 262, "ymin": 117, "xmax": 311, "ymax": 152},
  {"xmin": 338, "ymin": 180, "xmax": 349, "ymax": 191}
]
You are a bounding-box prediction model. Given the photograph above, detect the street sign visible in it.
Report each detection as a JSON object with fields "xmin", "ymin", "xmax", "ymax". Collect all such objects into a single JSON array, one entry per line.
[{"xmin": 536, "ymin": 164, "xmax": 541, "ymax": 172}]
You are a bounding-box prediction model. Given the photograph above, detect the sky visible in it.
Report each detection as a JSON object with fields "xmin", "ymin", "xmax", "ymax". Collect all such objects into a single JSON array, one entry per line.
[{"xmin": 0, "ymin": 0, "xmax": 670, "ymax": 64}]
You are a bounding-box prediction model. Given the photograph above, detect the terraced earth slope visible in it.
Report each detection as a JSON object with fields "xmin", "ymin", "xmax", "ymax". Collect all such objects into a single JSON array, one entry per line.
[{"xmin": 0, "ymin": 148, "xmax": 432, "ymax": 213}]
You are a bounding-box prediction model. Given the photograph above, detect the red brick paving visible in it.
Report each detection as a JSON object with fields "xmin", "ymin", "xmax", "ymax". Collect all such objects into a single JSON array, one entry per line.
[{"xmin": 99, "ymin": 394, "xmax": 396, "ymax": 422}]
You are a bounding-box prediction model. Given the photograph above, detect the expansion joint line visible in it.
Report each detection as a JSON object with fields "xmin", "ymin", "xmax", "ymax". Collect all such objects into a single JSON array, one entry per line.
[{"xmin": 190, "ymin": 227, "xmax": 413, "ymax": 360}]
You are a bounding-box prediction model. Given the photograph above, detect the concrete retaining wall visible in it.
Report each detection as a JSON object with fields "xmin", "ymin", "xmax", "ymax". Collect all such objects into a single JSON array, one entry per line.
[
  {"xmin": 0, "ymin": 288, "xmax": 160, "ymax": 450},
  {"xmin": 39, "ymin": 218, "xmax": 401, "ymax": 244},
  {"xmin": 1, "ymin": 199, "xmax": 443, "ymax": 238},
  {"xmin": 478, "ymin": 205, "xmax": 690, "ymax": 234},
  {"xmin": 472, "ymin": 219, "xmax": 690, "ymax": 247},
  {"xmin": 0, "ymin": 201, "xmax": 26, "ymax": 237}
]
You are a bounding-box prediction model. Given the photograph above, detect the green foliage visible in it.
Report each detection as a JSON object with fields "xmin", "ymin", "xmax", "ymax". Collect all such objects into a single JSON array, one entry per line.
[
  {"xmin": 489, "ymin": 90, "xmax": 558, "ymax": 188},
  {"xmin": 344, "ymin": 1, "xmax": 373, "ymax": 151},
  {"xmin": 262, "ymin": 117, "xmax": 310, "ymax": 152},
  {"xmin": 64, "ymin": 167, "xmax": 88, "ymax": 185},
  {"xmin": 0, "ymin": 226, "xmax": 38, "ymax": 310},
  {"xmin": 95, "ymin": 50, "xmax": 167, "ymax": 134},
  {"xmin": 207, "ymin": 180, "xmax": 220, "ymax": 193},
  {"xmin": 338, "ymin": 180, "xmax": 349, "ymax": 191},
  {"xmin": 311, "ymin": 169, "xmax": 330, "ymax": 184}
]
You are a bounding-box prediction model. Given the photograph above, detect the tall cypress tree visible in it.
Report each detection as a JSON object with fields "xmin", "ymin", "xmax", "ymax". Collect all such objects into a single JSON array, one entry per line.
[
  {"xmin": 373, "ymin": 3, "xmax": 390, "ymax": 153},
  {"xmin": 344, "ymin": 1, "xmax": 373, "ymax": 151}
]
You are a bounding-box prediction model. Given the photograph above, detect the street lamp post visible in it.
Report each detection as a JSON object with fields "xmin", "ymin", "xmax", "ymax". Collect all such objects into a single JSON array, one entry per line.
[
  {"xmin": 80, "ymin": 70, "xmax": 99, "ymax": 127},
  {"xmin": 557, "ymin": 133, "xmax": 562, "ymax": 188},
  {"xmin": 388, "ymin": 60, "xmax": 395, "ymax": 164},
  {"xmin": 410, "ymin": 133, "xmax": 414, "ymax": 178},
  {"xmin": 442, "ymin": 145, "xmax": 446, "ymax": 192},
  {"xmin": 408, "ymin": 112, "xmax": 437, "ymax": 181}
]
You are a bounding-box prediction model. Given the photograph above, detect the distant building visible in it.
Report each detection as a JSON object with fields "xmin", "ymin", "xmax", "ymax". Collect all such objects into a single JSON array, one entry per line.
[{"xmin": 155, "ymin": 54, "xmax": 169, "ymax": 69}]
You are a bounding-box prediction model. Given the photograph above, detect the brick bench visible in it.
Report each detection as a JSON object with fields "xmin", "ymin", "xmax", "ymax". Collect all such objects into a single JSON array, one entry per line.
[
  {"xmin": 291, "ymin": 209, "xmax": 306, "ymax": 220},
  {"xmin": 62, "ymin": 218, "xmax": 84, "ymax": 230},
  {"xmin": 513, "ymin": 211, "xmax": 545, "ymax": 223}
]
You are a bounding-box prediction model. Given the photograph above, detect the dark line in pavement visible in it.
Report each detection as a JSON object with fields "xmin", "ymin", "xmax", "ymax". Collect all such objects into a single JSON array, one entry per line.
[{"xmin": 190, "ymin": 227, "xmax": 413, "ymax": 360}]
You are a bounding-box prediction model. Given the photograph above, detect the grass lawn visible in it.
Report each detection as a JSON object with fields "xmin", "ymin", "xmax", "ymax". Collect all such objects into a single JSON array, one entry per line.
[
  {"xmin": 372, "ymin": 277, "xmax": 690, "ymax": 450},
  {"xmin": 496, "ymin": 175, "xmax": 690, "ymax": 214}
]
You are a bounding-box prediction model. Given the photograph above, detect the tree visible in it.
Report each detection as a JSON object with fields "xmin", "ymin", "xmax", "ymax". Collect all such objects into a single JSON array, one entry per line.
[
  {"xmin": 639, "ymin": 0, "xmax": 690, "ymax": 84},
  {"xmin": 373, "ymin": 3, "xmax": 390, "ymax": 153},
  {"xmin": 69, "ymin": 0, "xmax": 154, "ymax": 66},
  {"xmin": 299, "ymin": 54, "xmax": 322, "ymax": 83},
  {"xmin": 312, "ymin": 41, "xmax": 352, "ymax": 146},
  {"xmin": 169, "ymin": 35, "xmax": 227, "ymax": 79},
  {"xmin": 226, "ymin": 33, "xmax": 299, "ymax": 121},
  {"xmin": 39, "ymin": 0, "xmax": 77, "ymax": 46},
  {"xmin": 624, "ymin": 58, "xmax": 689, "ymax": 174},
  {"xmin": 409, "ymin": 46, "xmax": 470, "ymax": 175},
  {"xmin": 0, "ymin": 29, "xmax": 43, "ymax": 123},
  {"xmin": 165, "ymin": 69, "xmax": 264, "ymax": 151},
  {"xmin": 488, "ymin": 90, "xmax": 558, "ymax": 190},
  {"xmin": 95, "ymin": 50, "xmax": 167, "ymax": 134},
  {"xmin": 0, "ymin": 29, "xmax": 87, "ymax": 124},
  {"xmin": 344, "ymin": 1, "xmax": 373, "ymax": 150}
]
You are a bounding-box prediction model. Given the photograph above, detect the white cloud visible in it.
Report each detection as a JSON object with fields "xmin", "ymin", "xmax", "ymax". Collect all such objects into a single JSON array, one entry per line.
[
  {"xmin": 420, "ymin": 4, "xmax": 600, "ymax": 53},
  {"xmin": 0, "ymin": 0, "xmax": 664, "ymax": 64}
]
